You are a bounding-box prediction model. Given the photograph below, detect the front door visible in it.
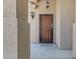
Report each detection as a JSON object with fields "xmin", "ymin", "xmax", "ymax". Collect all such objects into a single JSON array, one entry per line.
[{"xmin": 39, "ymin": 14, "xmax": 53, "ymax": 43}]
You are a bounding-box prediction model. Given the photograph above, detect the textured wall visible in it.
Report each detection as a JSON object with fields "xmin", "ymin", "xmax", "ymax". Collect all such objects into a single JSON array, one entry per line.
[
  {"xmin": 60, "ymin": 0, "xmax": 75, "ymax": 49},
  {"xmin": 3, "ymin": 0, "xmax": 17, "ymax": 59},
  {"xmin": 56, "ymin": 0, "xmax": 61, "ymax": 48},
  {"xmin": 17, "ymin": 0, "xmax": 30, "ymax": 59},
  {"xmin": 56, "ymin": 0, "xmax": 75, "ymax": 49},
  {"xmin": 73, "ymin": 23, "xmax": 76, "ymax": 58}
]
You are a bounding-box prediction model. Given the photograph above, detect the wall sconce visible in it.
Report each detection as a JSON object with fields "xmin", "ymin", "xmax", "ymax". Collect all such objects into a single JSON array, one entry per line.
[
  {"xmin": 46, "ymin": 5, "xmax": 49, "ymax": 9},
  {"xmin": 35, "ymin": 5, "xmax": 39, "ymax": 9},
  {"xmin": 30, "ymin": 11, "xmax": 35, "ymax": 19},
  {"xmin": 28, "ymin": 1, "xmax": 39, "ymax": 9},
  {"xmin": 46, "ymin": 0, "xmax": 50, "ymax": 9}
]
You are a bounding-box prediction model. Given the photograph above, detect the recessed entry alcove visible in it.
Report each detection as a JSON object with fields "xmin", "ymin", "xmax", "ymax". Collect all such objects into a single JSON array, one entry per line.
[{"xmin": 16, "ymin": 0, "xmax": 76, "ymax": 59}]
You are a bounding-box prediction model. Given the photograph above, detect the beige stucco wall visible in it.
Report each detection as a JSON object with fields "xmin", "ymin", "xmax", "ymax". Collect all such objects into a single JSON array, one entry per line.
[
  {"xmin": 3, "ymin": 0, "xmax": 17, "ymax": 59},
  {"xmin": 56, "ymin": 0, "xmax": 75, "ymax": 49},
  {"xmin": 73, "ymin": 23, "xmax": 76, "ymax": 58},
  {"xmin": 28, "ymin": 0, "xmax": 56, "ymax": 43},
  {"xmin": 3, "ymin": 0, "xmax": 16, "ymax": 18},
  {"xmin": 17, "ymin": 0, "xmax": 30, "ymax": 59},
  {"xmin": 60, "ymin": 0, "xmax": 75, "ymax": 49},
  {"xmin": 56, "ymin": 0, "xmax": 61, "ymax": 48}
]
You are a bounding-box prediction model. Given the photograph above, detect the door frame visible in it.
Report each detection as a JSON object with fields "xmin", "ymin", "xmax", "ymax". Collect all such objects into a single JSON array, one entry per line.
[{"xmin": 39, "ymin": 14, "xmax": 53, "ymax": 43}]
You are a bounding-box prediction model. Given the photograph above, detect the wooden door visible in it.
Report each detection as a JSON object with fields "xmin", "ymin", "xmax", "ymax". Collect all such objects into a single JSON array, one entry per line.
[{"xmin": 39, "ymin": 14, "xmax": 53, "ymax": 43}]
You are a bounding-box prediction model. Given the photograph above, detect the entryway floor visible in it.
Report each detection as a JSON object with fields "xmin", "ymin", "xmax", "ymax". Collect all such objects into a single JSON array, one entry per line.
[{"xmin": 30, "ymin": 43, "xmax": 73, "ymax": 59}]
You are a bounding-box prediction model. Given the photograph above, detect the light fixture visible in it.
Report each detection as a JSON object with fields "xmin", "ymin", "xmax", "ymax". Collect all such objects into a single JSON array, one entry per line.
[
  {"xmin": 46, "ymin": 0, "xmax": 50, "ymax": 9},
  {"xmin": 37, "ymin": 0, "xmax": 41, "ymax": 3},
  {"xmin": 46, "ymin": 0, "xmax": 49, "ymax": 4},
  {"xmin": 30, "ymin": 11, "xmax": 35, "ymax": 19},
  {"xmin": 28, "ymin": 1, "xmax": 39, "ymax": 9}
]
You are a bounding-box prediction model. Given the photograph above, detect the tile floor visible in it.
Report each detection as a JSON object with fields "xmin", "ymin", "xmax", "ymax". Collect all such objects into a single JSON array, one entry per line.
[{"xmin": 30, "ymin": 43, "xmax": 73, "ymax": 59}]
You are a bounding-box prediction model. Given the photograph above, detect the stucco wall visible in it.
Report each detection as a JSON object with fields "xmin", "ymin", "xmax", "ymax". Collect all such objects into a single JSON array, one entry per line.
[
  {"xmin": 56, "ymin": 0, "xmax": 61, "ymax": 48},
  {"xmin": 56, "ymin": 0, "xmax": 75, "ymax": 49},
  {"xmin": 3, "ymin": 0, "xmax": 17, "ymax": 59},
  {"xmin": 17, "ymin": 0, "xmax": 30, "ymax": 59},
  {"xmin": 28, "ymin": 0, "xmax": 56, "ymax": 43},
  {"xmin": 60, "ymin": 0, "xmax": 75, "ymax": 49},
  {"xmin": 73, "ymin": 23, "xmax": 76, "ymax": 58}
]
